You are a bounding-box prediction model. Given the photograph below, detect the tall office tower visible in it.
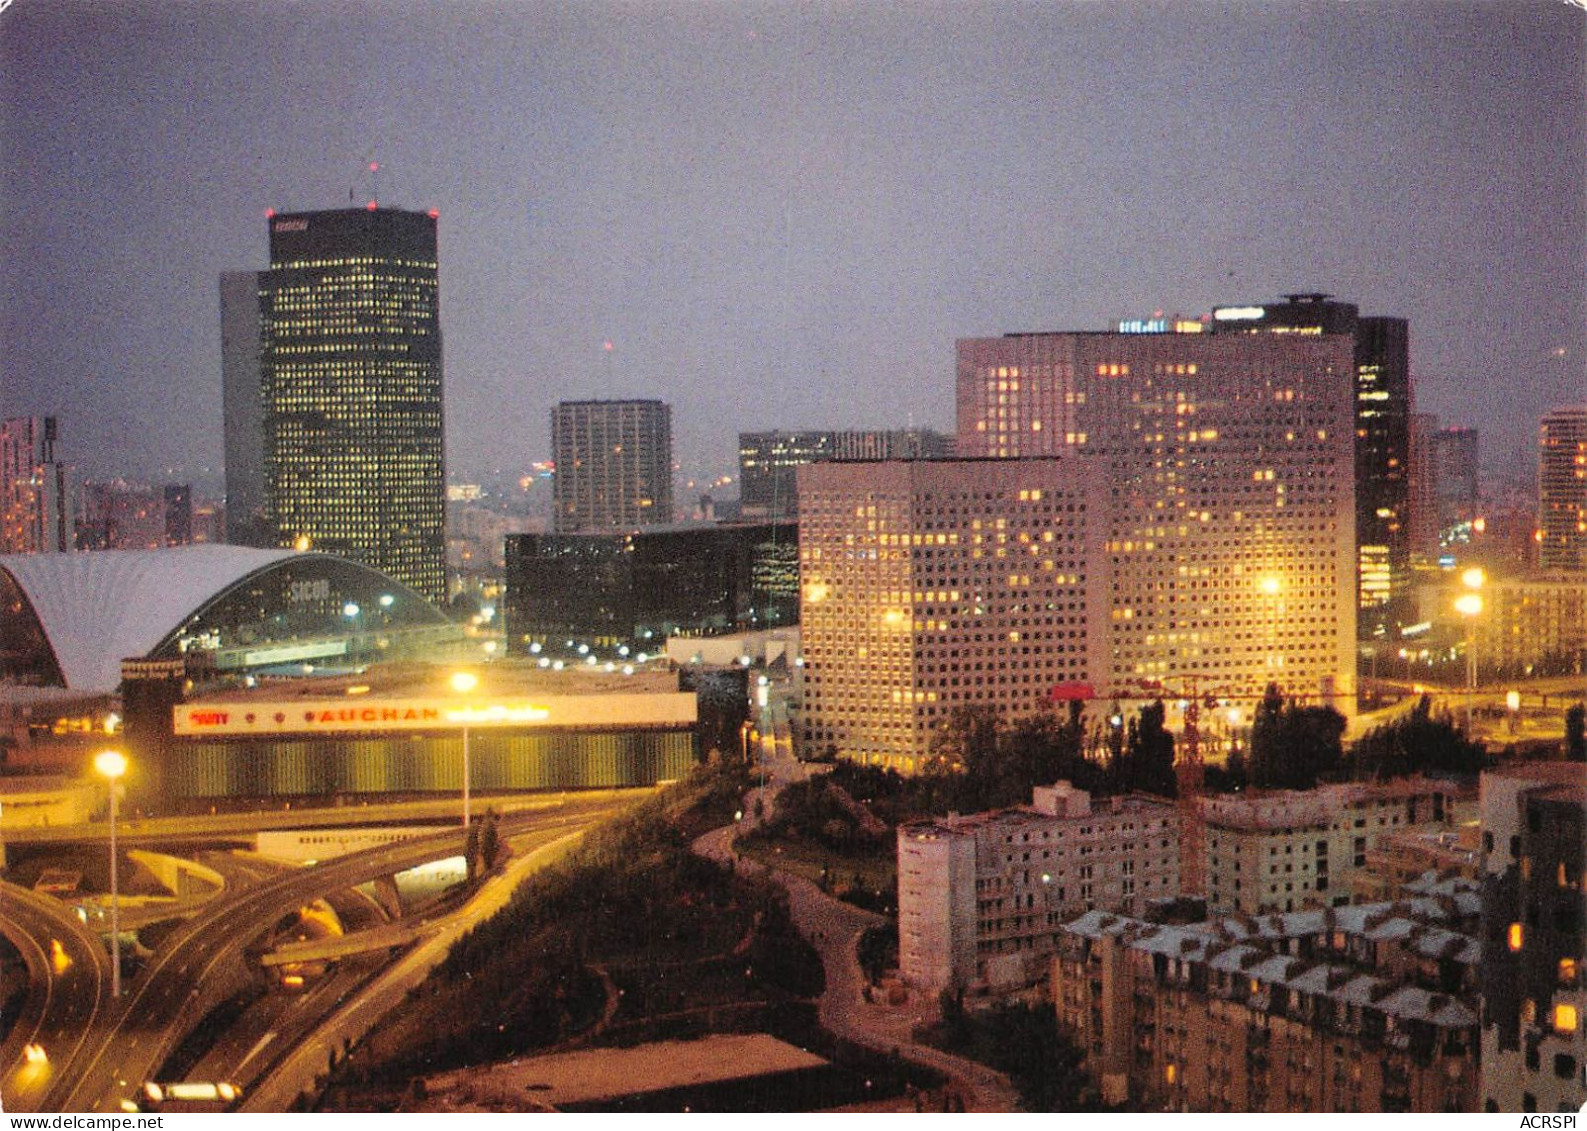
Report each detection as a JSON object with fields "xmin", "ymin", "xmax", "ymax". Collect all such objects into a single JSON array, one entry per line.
[
  {"xmin": 1196, "ymin": 295, "xmax": 1411, "ymax": 612},
  {"xmin": 739, "ymin": 429, "xmax": 953, "ymax": 519},
  {"xmin": 1433, "ymin": 426, "xmax": 1481, "ymax": 539},
  {"xmin": 797, "ymin": 458, "xmax": 1104, "ymax": 771},
  {"xmin": 1478, "ymin": 763, "xmax": 1585, "ymax": 1114},
  {"xmin": 1538, "ymin": 406, "xmax": 1587, "ymax": 573},
  {"xmin": 0, "ymin": 416, "xmax": 73, "ymax": 554},
  {"xmin": 1409, "ymin": 412, "xmax": 1441, "ymax": 562},
  {"xmin": 551, "ymin": 399, "xmax": 672, "ymax": 533},
  {"xmin": 220, "ymin": 270, "xmax": 269, "ymax": 547},
  {"xmin": 260, "ymin": 208, "xmax": 446, "ymax": 604},
  {"xmin": 956, "ymin": 320, "xmax": 1357, "ymax": 709}
]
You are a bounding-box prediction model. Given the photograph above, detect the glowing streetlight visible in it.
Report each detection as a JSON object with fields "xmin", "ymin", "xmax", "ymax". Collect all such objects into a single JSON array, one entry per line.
[
  {"xmin": 94, "ymin": 750, "xmax": 127, "ymax": 998},
  {"xmin": 450, "ymin": 672, "xmax": 479, "ymax": 827}
]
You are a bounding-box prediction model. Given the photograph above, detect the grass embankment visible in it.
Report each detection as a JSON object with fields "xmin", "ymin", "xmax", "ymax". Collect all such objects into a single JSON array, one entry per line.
[
  {"xmin": 734, "ymin": 771, "xmax": 899, "ymax": 914},
  {"xmin": 319, "ymin": 758, "xmax": 824, "ymax": 1105}
]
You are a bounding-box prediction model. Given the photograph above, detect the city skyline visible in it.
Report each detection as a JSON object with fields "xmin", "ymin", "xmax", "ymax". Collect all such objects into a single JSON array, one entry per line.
[{"xmin": 2, "ymin": 1, "xmax": 1582, "ymax": 489}]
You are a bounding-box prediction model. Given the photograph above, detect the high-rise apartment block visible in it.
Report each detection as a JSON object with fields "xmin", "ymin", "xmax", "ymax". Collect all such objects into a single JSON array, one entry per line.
[
  {"xmin": 259, "ymin": 208, "xmax": 446, "ymax": 605},
  {"xmin": 1478, "ymin": 763, "xmax": 1586, "ymax": 1114},
  {"xmin": 797, "ymin": 457, "xmax": 1104, "ymax": 770},
  {"xmin": 220, "ymin": 270, "xmax": 269, "ymax": 547},
  {"xmin": 739, "ymin": 428, "xmax": 953, "ymax": 519},
  {"xmin": 897, "ymin": 782, "xmax": 1179, "ymax": 993},
  {"xmin": 955, "ymin": 317, "xmax": 1357, "ymax": 708},
  {"xmin": 1538, "ymin": 406, "xmax": 1587, "ymax": 573},
  {"xmin": 1, "ymin": 416, "xmax": 73, "ymax": 554},
  {"xmin": 551, "ymin": 400, "xmax": 672, "ymax": 534}
]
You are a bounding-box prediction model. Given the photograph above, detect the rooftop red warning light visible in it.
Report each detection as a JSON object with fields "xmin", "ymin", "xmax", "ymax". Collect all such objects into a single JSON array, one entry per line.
[
  {"xmin": 427, "ymin": 208, "xmax": 440, "ymax": 219},
  {"xmin": 265, "ymin": 208, "xmax": 276, "ymax": 219},
  {"xmin": 369, "ymin": 161, "xmax": 379, "ymax": 172},
  {"xmin": 366, "ymin": 200, "xmax": 378, "ymax": 211}
]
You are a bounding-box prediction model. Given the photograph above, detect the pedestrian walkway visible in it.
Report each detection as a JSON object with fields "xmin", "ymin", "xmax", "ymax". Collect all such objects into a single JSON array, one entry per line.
[{"xmin": 693, "ymin": 745, "xmax": 1019, "ymax": 1113}]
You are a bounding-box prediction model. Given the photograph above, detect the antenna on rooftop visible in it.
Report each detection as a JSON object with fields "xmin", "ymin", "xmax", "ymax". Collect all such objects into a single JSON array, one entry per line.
[{"xmin": 348, "ymin": 152, "xmax": 390, "ymax": 209}]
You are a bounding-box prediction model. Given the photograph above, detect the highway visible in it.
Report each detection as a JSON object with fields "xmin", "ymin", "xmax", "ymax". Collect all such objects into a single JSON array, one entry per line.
[
  {"xmin": 5, "ymin": 793, "xmax": 583, "ymax": 849},
  {"xmin": 0, "ymin": 881, "xmax": 111, "ymax": 1112},
  {"xmin": 238, "ymin": 820, "xmax": 595, "ymax": 1111},
  {"xmin": 45, "ymin": 793, "xmax": 639, "ymax": 1113}
]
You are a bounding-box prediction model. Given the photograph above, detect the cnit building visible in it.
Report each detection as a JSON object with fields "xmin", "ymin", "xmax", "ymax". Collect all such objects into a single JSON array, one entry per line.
[
  {"xmin": 798, "ymin": 304, "xmax": 1358, "ymax": 770},
  {"xmin": 224, "ymin": 207, "xmax": 447, "ymax": 605}
]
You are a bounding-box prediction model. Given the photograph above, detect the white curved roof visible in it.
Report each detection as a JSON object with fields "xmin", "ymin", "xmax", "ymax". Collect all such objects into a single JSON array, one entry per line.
[{"xmin": 1, "ymin": 546, "xmax": 302, "ymax": 693}]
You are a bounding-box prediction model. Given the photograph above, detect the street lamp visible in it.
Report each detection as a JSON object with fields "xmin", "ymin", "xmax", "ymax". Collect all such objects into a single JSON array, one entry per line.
[
  {"xmin": 1455, "ymin": 590, "xmax": 1483, "ymax": 733},
  {"xmin": 94, "ymin": 749, "xmax": 127, "ymax": 998},
  {"xmin": 450, "ymin": 671, "xmax": 478, "ymax": 827}
]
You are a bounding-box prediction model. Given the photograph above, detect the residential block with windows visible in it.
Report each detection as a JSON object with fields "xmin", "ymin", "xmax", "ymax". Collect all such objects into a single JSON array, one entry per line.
[
  {"xmin": 1054, "ymin": 893, "xmax": 1482, "ymax": 1112},
  {"xmin": 1478, "ymin": 762, "xmax": 1585, "ymax": 1113},
  {"xmin": 1202, "ymin": 777, "xmax": 1471, "ymax": 914},
  {"xmin": 897, "ymin": 782, "xmax": 1178, "ymax": 993}
]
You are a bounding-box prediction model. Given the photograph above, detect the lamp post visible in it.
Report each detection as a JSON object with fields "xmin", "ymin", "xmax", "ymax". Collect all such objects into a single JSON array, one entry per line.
[
  {"xmin": 1455, "ymin": 589, "xmax": 1483, "ymax": 734},
  {"xmin": 450, "ymin": 672, "xmax": 478, "ymax": 827},
  {"xmin": 94, "ymin": 749, "xmax": 127, "ymax": 998}
]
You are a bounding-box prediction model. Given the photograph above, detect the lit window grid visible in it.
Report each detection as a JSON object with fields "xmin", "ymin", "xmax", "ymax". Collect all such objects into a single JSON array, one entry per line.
[
  {"xmin": 260, "ymin": 230, "xmax": 446, "ymax": 604},
  {"xmin": 956, "ymin": 331, "xmax": 1357, "ymax": 706},
  {"xmin": 552, "ymin": 401, "xmax": 673, "ymax": 533},
  {"xmin": 798, "ymin": 459, "xmax": 1101, "ymax": 770}
]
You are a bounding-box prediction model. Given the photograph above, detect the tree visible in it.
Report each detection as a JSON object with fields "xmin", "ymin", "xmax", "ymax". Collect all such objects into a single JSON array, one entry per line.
[
  {"xmin": 1111, "ymin": 700, "xmax": 1176, "ymax": 797},
  {"xmin": 1567, "ymin": 702, "xmax": 1586, "ymax": 762},
  {"xmin": 1351, "ymin": 695, "xmax": 1486, "ymax": 780},
  {"xmin": 463, "ymin": 819, "xmax": 481, "ymax": 881},
  {"xmin": 1247, "ymin": 684, "xmax": 1345, "ymax": 790},
  {"xmin": 1247, "ymin": 683, "xmax": 1285, "ymax": 785},
  {"xmin": 479, "ymin": 809, "xmax": 501, "ymax": 872}
]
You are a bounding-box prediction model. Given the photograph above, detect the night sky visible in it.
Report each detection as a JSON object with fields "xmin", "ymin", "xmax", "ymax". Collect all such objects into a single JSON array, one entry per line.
[{"xmin": 2, "ymin": 0, "xmax": 1582, "ymax": 492}]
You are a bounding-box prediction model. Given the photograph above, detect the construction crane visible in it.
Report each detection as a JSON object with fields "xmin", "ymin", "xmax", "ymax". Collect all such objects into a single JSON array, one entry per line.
[{"xmin": 1053, "ymin": 676, "xmax": 1306, "ymax": 897}]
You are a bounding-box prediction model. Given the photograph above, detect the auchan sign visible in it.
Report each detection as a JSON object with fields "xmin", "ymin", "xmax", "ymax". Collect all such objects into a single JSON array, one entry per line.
[{"xmin": 174, "ymin": 694, "xmax": 696, "ymax": 736}]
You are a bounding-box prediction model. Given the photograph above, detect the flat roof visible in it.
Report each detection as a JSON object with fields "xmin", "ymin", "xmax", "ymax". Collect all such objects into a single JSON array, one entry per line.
[
  {"xmin": 188, "ymin": 659, "xmax": 681, "ymax": 705},
  {"xmin": 420, "ymin": 1034, "xmax": 828, "ymax": 1109}
]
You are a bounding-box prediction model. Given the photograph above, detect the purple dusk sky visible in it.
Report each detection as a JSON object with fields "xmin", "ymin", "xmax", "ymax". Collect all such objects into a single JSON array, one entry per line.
[{"xmin": 2, "ymin": 0, "xmax": 1582, "ymax": 491}]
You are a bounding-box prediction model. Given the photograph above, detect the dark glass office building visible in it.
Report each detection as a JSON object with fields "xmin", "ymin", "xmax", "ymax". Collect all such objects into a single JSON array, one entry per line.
[
  {"xmin": 738, "ymin": 429, "xmax": 954, "ymax": 520},
  {"xmin": 503, "ymin": 522, "xmax": 798, "ymax": 654},
  {"xmin": 261, "ymin": 208, "xmax": 446, "ymax": 605}
]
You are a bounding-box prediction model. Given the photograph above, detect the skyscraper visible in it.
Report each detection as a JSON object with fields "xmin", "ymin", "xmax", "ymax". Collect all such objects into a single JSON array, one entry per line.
[
  {"xmin": 1538, "ymin": 406, "xmax": 1587, "ymax": 573},
  {"xmin": 551, "ymin": 400, "xmax": 672, "ymax": 533},
  {"xmin": 1205, "ymin": 295, "xmax": 1412, "ymax": 612},
  {"xmin": 1408, "ymin": 412, "xmax": 1441, "ymax": 562},
  {"xmin": 956, "ymin": 318, "xmax": 1357, "ymax": 710},
  {"xmin": 220, "ymin": 270, "xmax": 268, "ymax": 547},
  {"xmin": 1433, "ymin": 426, "xmax": 1481, "ymax": 542},
  {"xmin": 1, "ymin": 416, "xmax": 73, "ymax": 554},
  {"xmin": 259, "ymin": 208, "xmax": 446, "ymax": 604}
]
